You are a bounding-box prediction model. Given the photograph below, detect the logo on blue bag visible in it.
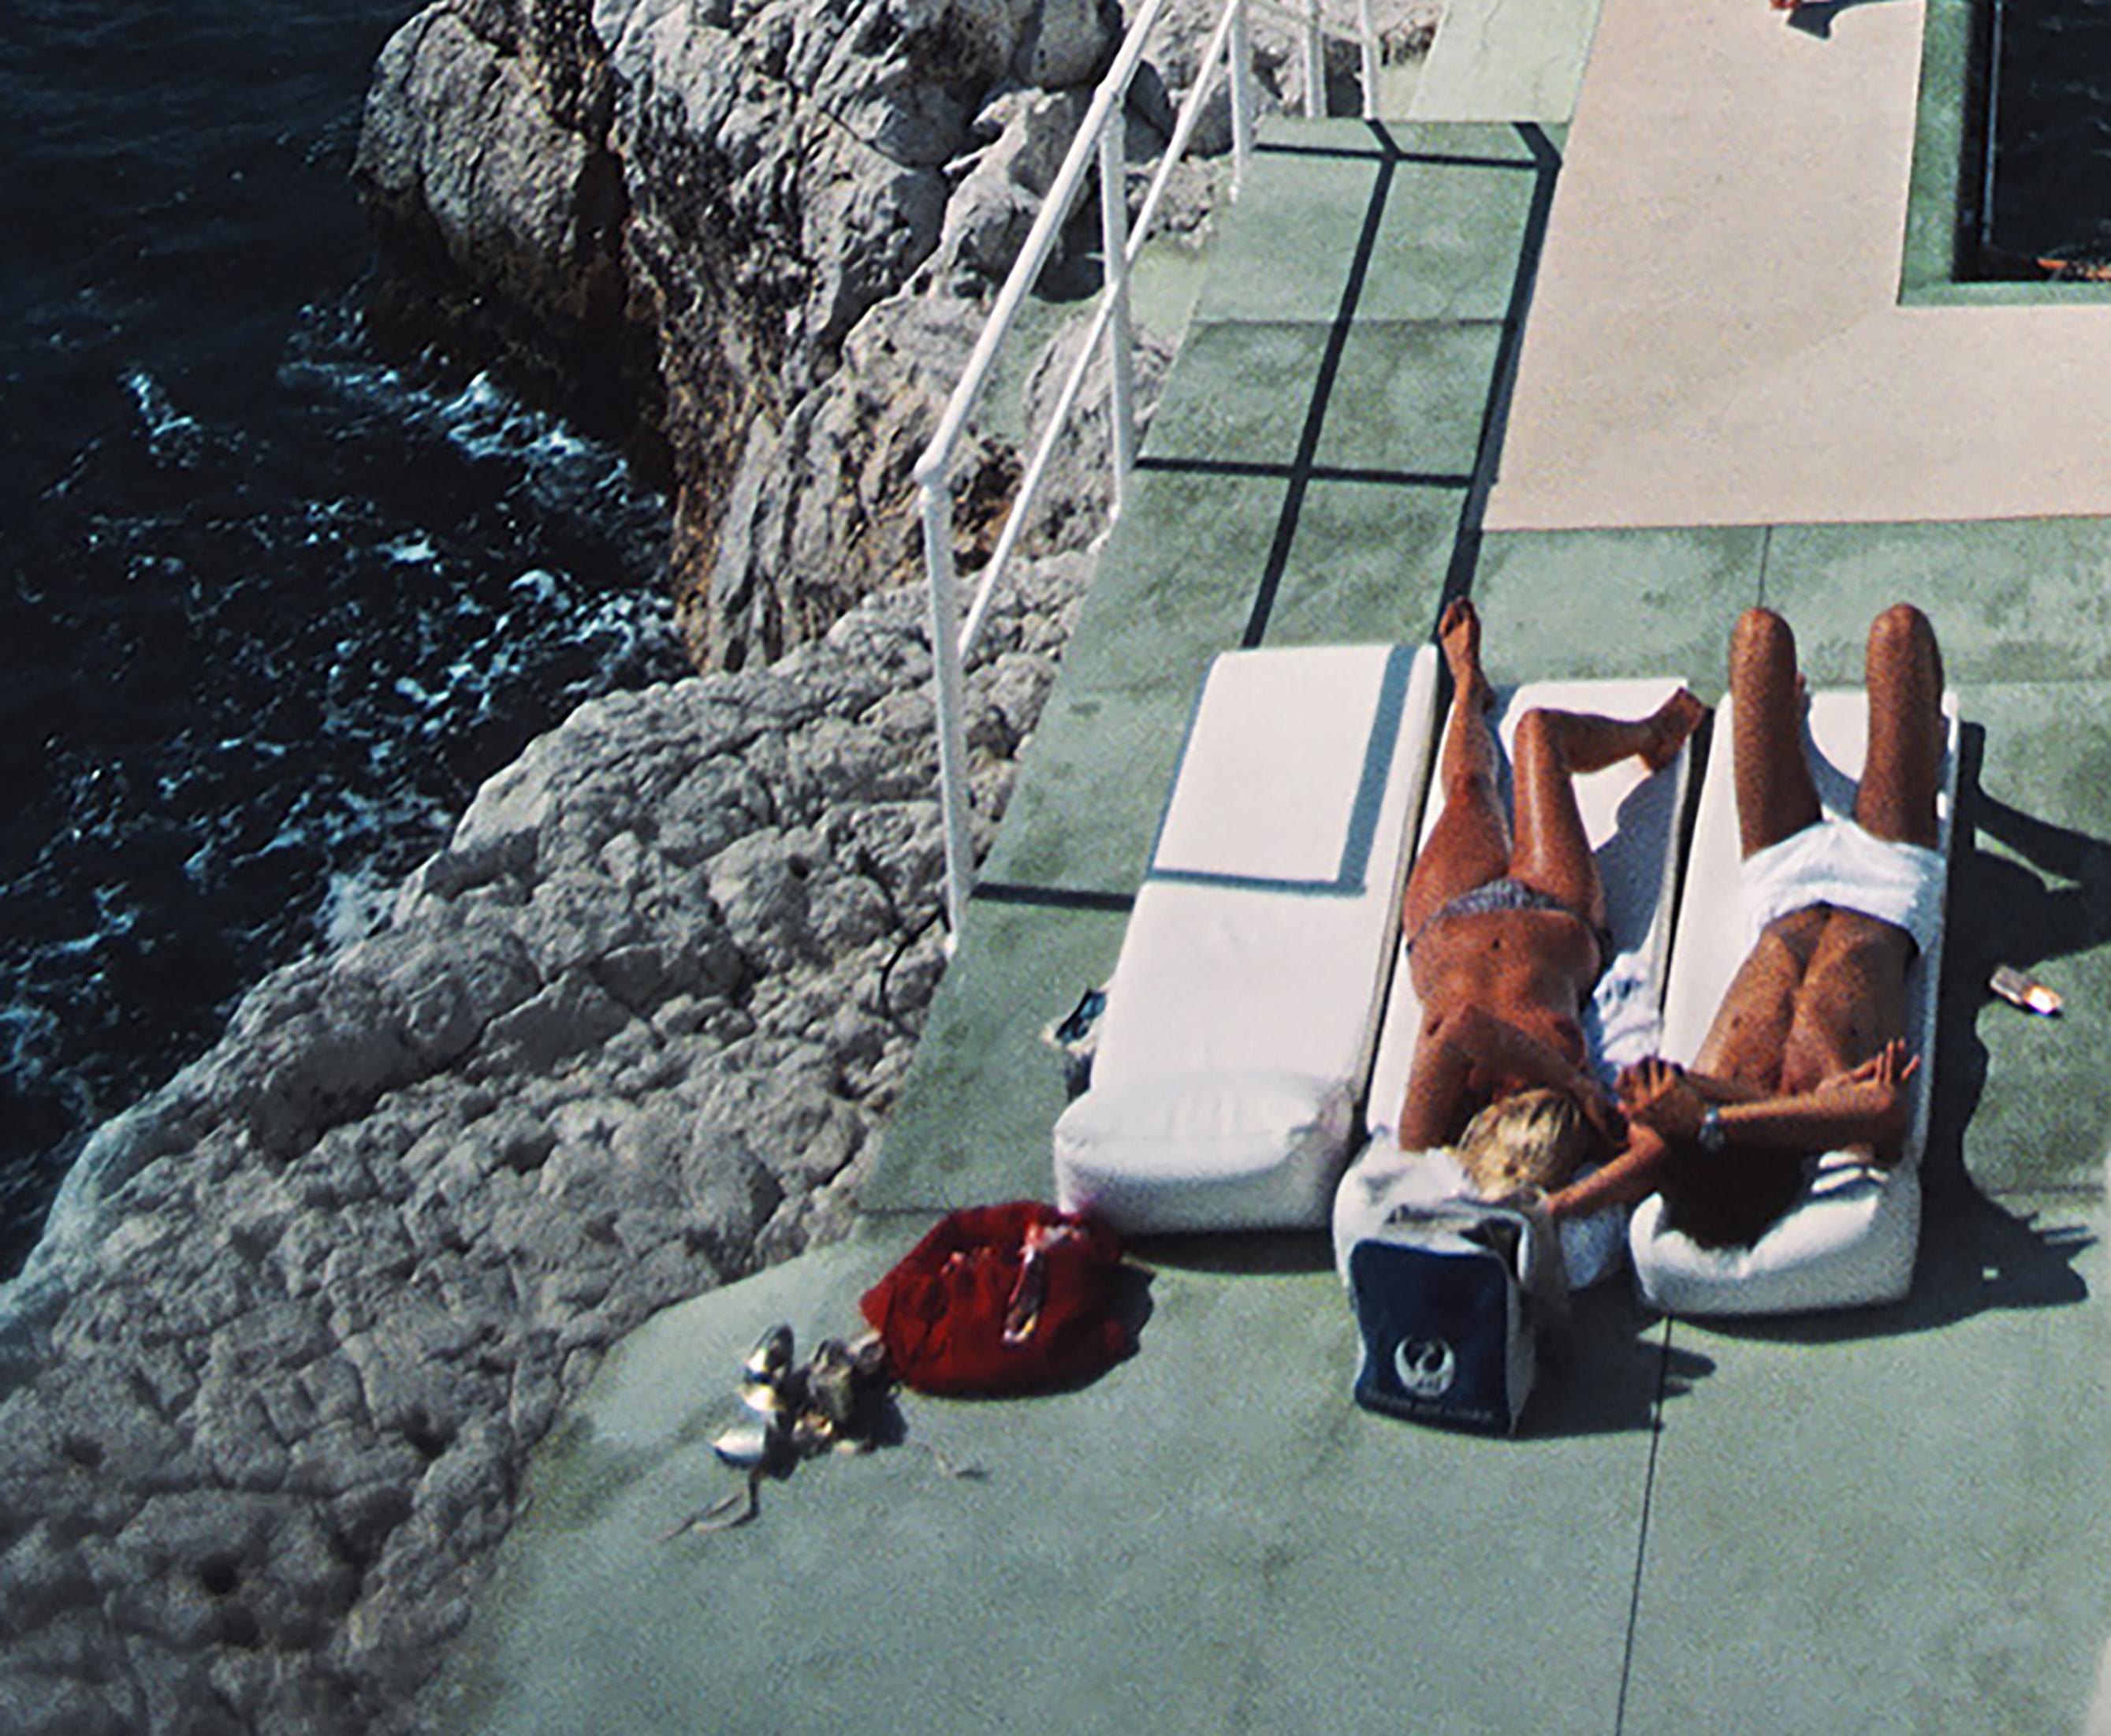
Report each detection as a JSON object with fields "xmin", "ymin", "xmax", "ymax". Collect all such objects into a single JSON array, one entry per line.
[{"xmin": 1394, "ymin": 1336, "xmax": 1457, "ymax": 1399}]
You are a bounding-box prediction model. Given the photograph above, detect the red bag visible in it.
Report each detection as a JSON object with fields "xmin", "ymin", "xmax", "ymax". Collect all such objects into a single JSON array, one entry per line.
[{"xmin": 860, "ymin": 1202, "xmax": 1134, "ymax": 1395}]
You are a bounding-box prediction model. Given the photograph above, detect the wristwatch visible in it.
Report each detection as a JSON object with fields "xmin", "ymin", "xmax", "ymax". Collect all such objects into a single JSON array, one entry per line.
[{"xmin": 1697, "ymin": 1105, "xmax": 1727, "ymax": 1153}]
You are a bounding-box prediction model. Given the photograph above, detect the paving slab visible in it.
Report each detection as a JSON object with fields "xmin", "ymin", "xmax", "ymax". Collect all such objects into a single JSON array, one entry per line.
[
  {"xmin": 1409, "ymin": 0, "xmax": 1605, "ymax": 122},
  {"xmin": 1940, "ymin": 682, "xmax": 2111, "ymax": 1196},
  {"xmin": 1311, "ymin": 319, "xmax": 1507, "ymax": 479},
  {"xmin": 421, "ymin": 1227, "xmax": 1674, "ymax": 1736},
  {"xmin": 863, "ymin": 896, "xmax": 1128, "ymax": 1211},
  {"xmin": 1470, "ymin": 525, "xmax": 1767, "ymax": 687},
  {"xmin": 1623, "ymin": 1190, "xmax": 2110, "ymax": 1736},
  {"xmin": 1761, "ymin": 520, "xmax": 2111, "ymax": 684},
  {"xmin": 1141, "ymin": 318, "xmax": 1501, "ymax": 482},
  {"xmin": 1486, "ymin": 0, "xmax": 2111, "ymax": 529},
  {"xmin": 1141, "ymin": 319, "xmax": 1347, "ymax": 474},
  {"xmin": 974, "ymin": 672, "xmax": 1204, "ymax": 894},
  {"xmin": 1257, "ymin": 475, "xmax": 1460, "ymax": 646},
  {"xmin": 1047, "ymin": 463, "xmax": 1284, "ymax": 698},
  {"xmin": 1195, "ymin": 124, "xmax": 1543, "ymax": 327}
]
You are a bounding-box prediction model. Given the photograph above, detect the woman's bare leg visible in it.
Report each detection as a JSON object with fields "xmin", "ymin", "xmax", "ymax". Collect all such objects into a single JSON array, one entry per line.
[
  {"xmin": 1854, "ymin": 602, "xmax": 1945, "ymax": 848},
  {"xmin": 1506, "ymin": 690, "xmax": 1705, "ymax": 927},
  {"xmin": 1402, "ymin": 599, "xmax": 1513, "ymax": 935},
  {"xmin": 1771, "ymin": 604, "xmax": 1944, "ymax": 1103},
  {"xmin": 1730, "ymin": 605, "xmax": 1823, "ymax": 860},
  {"xmin": 1690, "ymin": 608, "xmax": 1825, "ymax": 1091},
  {"xmin": 1673, "ymin": 607, "xmax": 1941, "ymax": 1219}
]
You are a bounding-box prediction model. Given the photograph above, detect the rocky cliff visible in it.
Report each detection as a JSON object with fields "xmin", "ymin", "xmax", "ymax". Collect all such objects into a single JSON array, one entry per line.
[
  {"xmin": 0, "ymin": 0, "xmax": 1340, "ymax": 1727},
  {"xmin": 356, "ymin": 0, "xmax": 1181, "ymax": 672},
  {"xmin": 350, "ymin": 0, "xmax": 1337, "ymax": 673},
  {"xmin": 0, "ymin": 548, "xmax": 1095, "ymax": 1734}
]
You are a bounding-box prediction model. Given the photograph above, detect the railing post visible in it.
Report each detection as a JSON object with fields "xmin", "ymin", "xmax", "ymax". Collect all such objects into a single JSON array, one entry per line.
[
  {"xmin": 1357, "ymin": 0, "xmax": 1379, "ymax": 117},
  {"xmin": 910, "ymin": 0, "xmax": 1245, "ymax": 956},
  {"xmin": 1097, "ymin": 118, "xmax": 1138, "ymax": 516},
  {"xmin": 1301, "ymin": 0, "xmax": 1325, "ymax": 117},
  {"xmin": 919, "ymin": 477, "xmax": 978, "ymax": 943}
]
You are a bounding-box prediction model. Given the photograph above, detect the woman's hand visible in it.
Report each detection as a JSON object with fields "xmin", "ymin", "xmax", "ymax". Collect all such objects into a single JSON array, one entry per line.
[
  {"xmin": 1616, "ymin": 1056, "xmax": 1711, "ymax": 1142},
  {"xmin": 1829, "ymin": 1038, "xmax": 1919, "ymax": 1093}
]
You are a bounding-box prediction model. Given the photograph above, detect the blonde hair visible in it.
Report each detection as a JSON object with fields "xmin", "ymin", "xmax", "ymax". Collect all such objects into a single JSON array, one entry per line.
[{"xmin": 1458, "ymin": 1087, "xmax": 1592, "ymax": 1200}]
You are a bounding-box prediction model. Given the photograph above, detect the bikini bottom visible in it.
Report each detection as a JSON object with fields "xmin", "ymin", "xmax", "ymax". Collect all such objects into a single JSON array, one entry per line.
[{"xmin": 1408, "ymin": 875, "xmax": 1612, "ymax": 980}]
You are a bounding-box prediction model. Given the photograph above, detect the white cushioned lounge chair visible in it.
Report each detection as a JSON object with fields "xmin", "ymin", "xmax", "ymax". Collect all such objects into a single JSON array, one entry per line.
[
  {"xmin": 1340, "ymin": 676, "xmax": 1697, "ymax": 1289},
  {"xmin": 1627, "ymin": 686, "xmax": 1961, "ymax": 1316},
  {"xmin": 1052, "ymin": 643, "xmax": 1439, "ymax": 1233}
]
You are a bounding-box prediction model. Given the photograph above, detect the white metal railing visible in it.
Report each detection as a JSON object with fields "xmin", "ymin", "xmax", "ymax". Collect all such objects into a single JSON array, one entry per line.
[{"xmin": 914, "ymin": 0, "xmax": 1380, "ymax": 939}]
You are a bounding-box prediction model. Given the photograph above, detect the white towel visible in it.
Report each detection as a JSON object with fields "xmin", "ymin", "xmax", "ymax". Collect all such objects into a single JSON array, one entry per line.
[
  {"xmin": 1581, "ymin": 948, "xmax": 1662, "ymax": 1087},
  {"xmin": 1740, "ymin": 818, "xmax": 1946, "ymax": 956}
]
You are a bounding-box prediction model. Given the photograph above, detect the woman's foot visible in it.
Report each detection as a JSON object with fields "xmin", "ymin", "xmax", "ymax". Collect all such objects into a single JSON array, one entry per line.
[
  {"xmin": 1641, "ymin": 686, "xmax": 1707, "ymax": 773},
  {"xmin": 1439, "ymin": 598, "xmax": 1493, "ymax": 710}
]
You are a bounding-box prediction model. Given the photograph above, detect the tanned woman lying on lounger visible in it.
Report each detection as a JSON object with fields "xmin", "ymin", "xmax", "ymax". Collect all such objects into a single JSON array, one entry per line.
[
  {"xmin": 1545, "ymin": 603, "xmax": 1946, "ymax": 1248},
  {"xmin": 1396, "ymin": 599, "xmax": 1704, "ymax": 1199}
]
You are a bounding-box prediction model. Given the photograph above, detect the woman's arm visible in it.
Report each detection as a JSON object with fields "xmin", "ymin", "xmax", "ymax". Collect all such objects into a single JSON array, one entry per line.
[
  {"xmin": 1398, "ymin": 1004, "xmax": 1621, "ymax": 1152},
  {"xmin": 1624, "ymin": 1064, "xmax": 1770, "ymax": 1108},
  {"xmin": 1396, "ymin": 1017, "xmax": 1477, "ymax": 1150},
  {"xmin": 1548, "ymin": 1043, "xmax": 1920, "ymax": 1221},
  {"xmin": 1545, "ymin": 1124, "xmax": 1674, "ymax": 1220},
  {"xmin": 1620, "ymin": 1046, "xmax": 1918, "ymax": 1161}
]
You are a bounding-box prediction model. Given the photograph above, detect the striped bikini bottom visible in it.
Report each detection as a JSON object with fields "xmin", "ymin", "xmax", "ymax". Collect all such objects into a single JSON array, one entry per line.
[{"xmin": 1408, "ymin": 876, "xmax": 1612, "ymax": 979}]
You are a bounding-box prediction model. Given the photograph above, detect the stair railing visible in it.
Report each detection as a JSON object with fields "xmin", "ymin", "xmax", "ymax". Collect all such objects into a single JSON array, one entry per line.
[{"xmin": 914, "ymin": 0, "xmax": 1377, "ymax": 940}]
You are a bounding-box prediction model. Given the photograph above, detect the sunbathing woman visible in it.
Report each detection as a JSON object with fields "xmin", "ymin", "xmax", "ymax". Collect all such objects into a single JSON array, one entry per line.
[
  {"xmin": 1547, "ymin": 603, "xmax": 1946, "ymax": 1246},
  {"xmin": 1396, "ymin": 600, "xmax": 1704, "ymax": 1196}
]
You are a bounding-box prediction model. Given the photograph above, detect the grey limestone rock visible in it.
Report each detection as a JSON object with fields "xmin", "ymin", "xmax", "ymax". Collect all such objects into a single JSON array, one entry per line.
[
  {"xmin": 0, "ymin": 0, "xmax": 1260, "ymax": 1727},
  {"xmin": 0, "ymin": 545, "xmax": 1105, "ymax": 1734},
  {"xmin": 349, "ymin": 0, "xmax": 1263, "ymax": 675}
]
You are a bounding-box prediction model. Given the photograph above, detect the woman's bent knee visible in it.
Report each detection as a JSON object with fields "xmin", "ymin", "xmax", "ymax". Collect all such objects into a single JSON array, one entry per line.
[{"xmin": 1512, "ymin": 706, "xmax": 1555, "ymax": 758}]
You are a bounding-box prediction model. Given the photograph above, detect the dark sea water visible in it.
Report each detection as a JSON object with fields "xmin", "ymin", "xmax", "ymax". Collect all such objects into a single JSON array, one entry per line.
[{"xmin": 0, "ymin": 1, "xmax": 685, "ymax": 1276}]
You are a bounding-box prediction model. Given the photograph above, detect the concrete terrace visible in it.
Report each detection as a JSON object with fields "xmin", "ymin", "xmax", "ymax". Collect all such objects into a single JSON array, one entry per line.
[{"xmin": 422, "ymin": 0, "xmax": 2111, "ymax": 1730}]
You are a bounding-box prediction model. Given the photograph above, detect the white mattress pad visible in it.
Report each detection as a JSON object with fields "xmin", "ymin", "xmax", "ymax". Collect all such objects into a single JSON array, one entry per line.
[
  {"xmin": 1054, "ymin": 643, "xmax": 1439, "ymax": 1233},
  {"xmin": 1355, "ymin": 676, "xmax": 1696, "ymax": 1287}
]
